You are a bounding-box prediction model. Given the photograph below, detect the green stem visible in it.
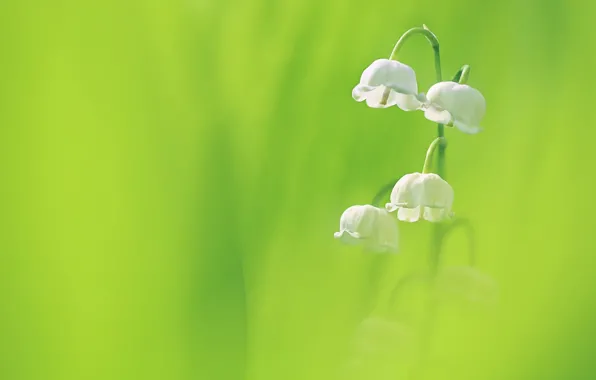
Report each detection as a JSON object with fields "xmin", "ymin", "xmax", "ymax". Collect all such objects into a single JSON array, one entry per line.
[
  {"xmin": 451, "ymin": 64, "xmax": 471, "ymax": 84},
  {"xmin": 422, "ymin": 137, "xmax": 443, "ymax": 174},
  {"xmin": 389, "ymin": 26, "xmax": 441, "ymax": 70},
  {"xmin": 458, "ymin": 64, "xmax": 471, "ymax": 84}
]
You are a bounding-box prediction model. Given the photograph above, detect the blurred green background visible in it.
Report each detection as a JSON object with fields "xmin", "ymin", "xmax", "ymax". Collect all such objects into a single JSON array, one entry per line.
[{"xmin": 0, "ymin": 0, "xmax": 594, "ymax": 379}]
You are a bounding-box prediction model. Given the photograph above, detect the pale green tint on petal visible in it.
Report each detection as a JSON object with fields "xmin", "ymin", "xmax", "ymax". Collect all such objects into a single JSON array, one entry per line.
[
  {"xmin": 420, "ymin": 174, "xmax": 454, "ymax": 209},
  {"xmin": 366, "ymin": 209, "xmax": 399, "ymax": 253},
  {"xmin": 453, "ymin": 119, "xmax": 483, "ymax": 134},
  {"xmin": 397, "ymin": 207, "xmax": 421, "ymax": 222},
  {"xmin": 423, "ymin": 207, "xmax": 448, "ymax": 222}
]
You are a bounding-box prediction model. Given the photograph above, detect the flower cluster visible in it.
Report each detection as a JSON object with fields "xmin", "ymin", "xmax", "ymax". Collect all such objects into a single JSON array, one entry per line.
[
  {"xmin": 334, "ymin": 26, "xmax": 485, "ymax": 253},
  {"xmin": 353, "ymin": 59, "xmax": 486, "ymax": 134}
]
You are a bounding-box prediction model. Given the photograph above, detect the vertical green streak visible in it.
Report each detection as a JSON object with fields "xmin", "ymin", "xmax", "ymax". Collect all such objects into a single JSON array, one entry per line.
[
  {"xmin": 429, "ymin": 31, "xmax": 444, "ymax": 275},
  {"xmin": 458, "ymin": 64, "xmax": 471, "ymax": 84},
  {"xmin": 432, "ymin": 45, "xmax": 446, "ymax": 180},
  {"xmin": 423, "ymin": 28, "xmax": 444, "ymax": 375}
]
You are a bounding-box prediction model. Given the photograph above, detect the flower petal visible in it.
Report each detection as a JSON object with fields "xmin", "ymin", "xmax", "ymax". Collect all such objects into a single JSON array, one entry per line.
[
  {"xmin": 334, "ymin": 230, "xmax": 363, "ymax": 245},
  {"xmin": 359, "ymin": 59, "xmax": 418, "ymax": 94},
  {"xmin": 453, "ymin": 119, "xmax": 483, "ymax": 134},
  {"xmin": 389, "ymin": 173, "xmax": 424, "ymax": 209},
  {"xmin": 397, "ymin": 207, "xmax": 421, "ymax": 222},
  {"xmin": 335, "ymin": 204, "xmax": 381, "ymax": 248},
  {"xmin": 425, "ymin": 81, "xmax": 486, "ymax": 132},
  {"xmin": 424, "ymin": 105, "xmax": 452, "ymax": 125},
  {"xmin": 419, "ymin": 174, "xmax": 454, "ymax": 210},
  {"xmin": 423, "ymin": 207, "xmax": 449, "ymax": 222},
  {"xmin": 352, "ymin": 84, "xmax": 377, "ymax": 102},
  {"xmin": 385, "ymin": 202, "xmax": 399, "ymax": 213},
  {"xmin": 363, "ymin": 86, "xmax": 395, "ymax": 108},
  {"xmin": 392, "ymin": 92, "xmax": 422, "ymax": 111}
]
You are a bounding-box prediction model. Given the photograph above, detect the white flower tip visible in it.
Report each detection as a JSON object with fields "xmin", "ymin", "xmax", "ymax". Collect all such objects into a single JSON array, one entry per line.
[
  {"xmin": 423, "ymin": 207, "xmax": 451, "ymax": 222},
  {"xmin": 397, "ymin": 207, "xmax": 421, "ymax": 223},
  {"xmin": 352, "ymin": 84, "xmax": 374, "ymax": 102},
  {"xmin": 385, "ymin": 203, "xmax": 399, "ymax": 213},
  {"xmin": 454, "ymin": 120, "xmax": 483, "ymax": 134},
  {"xmin": 424, "ymin": 106, "xmax": 452, "ymax": 125},
  {"xmin": 334, "ymin": 230, "xmax": 362, "ymax": 245},
  {"xmin": 465, "ymin": 126, "xmax": 483, "ymax": 134}
]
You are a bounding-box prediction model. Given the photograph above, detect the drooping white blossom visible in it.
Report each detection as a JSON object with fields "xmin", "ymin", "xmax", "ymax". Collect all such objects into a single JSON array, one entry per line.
[
  {"xmin": 422, "ymin": 81, "xmax": 486, "ymax": 134},
  {"xmin": 341, "ymin": 317, "xmax": 418, "ymax": 380},
  {"xmin": 385, "ymin": 173, "xmax": 453, "ymax": 222},
  {"xmin": 352, "ymin": 59, "xmax": 422, "ymax": 111},
  {"xmin": 334, "ymin": 205, "xmax": 398, "ymax": 253},
  {"xmin": 435, "ymin": 266, "xmax": 498, "ymax": 308}
]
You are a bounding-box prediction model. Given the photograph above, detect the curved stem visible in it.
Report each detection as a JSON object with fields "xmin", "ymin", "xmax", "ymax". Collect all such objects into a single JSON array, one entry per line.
[
  {"xmin": 371, "ymin": 180, "xmax": 397, "ymax": 207},
  {"xmin": 458, "ymin": 65, "xmax": 471, "ymax": 84},
  {"xmin": 389, "ymin": 26, "xmax": 440, "ymax": 65},
  {"xmin": 440, "ymin": 218, "xmax": 476, "ymax": 266},
  {"xmin": 451, "ymin": 64, "xmax": 471, "ymax": 84},
  {"xmin": 422, "ymin": 137, "xmax": 444, "ymax": 174},
  {"xmin": 382, "ymin": 25, "xmax": 442, "ymax": 109},
  {"xmin": 387, "ymin": 273, "xmax": 430, "ymax": 314}
]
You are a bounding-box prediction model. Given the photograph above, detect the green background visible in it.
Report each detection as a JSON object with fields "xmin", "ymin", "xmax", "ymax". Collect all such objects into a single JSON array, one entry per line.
[{"xmin": 0, "ymin": 0, "xmax": 594, "ymax": 379}]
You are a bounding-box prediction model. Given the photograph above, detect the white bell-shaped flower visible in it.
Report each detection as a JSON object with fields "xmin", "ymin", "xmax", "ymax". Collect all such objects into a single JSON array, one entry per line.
[
  {"xmin": 334, "ymin": 205, "xmax": 398, "ymax": 253},
  {"xmin": 352, "ymin": 59, "xmax": 422, "ymax": 111},
  {"xmin": 422, "ymin": 81, "xmax": 486, "ymax": 134},
  {"xmin": 385, "ymin": 173, "xmax": 453, "ymax": 222}
]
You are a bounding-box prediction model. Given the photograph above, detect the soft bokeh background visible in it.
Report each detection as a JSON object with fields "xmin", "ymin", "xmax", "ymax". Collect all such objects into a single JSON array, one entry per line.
[{"xmin": 1, "ymin": 0, "xmax": 595, "ymax": 379}]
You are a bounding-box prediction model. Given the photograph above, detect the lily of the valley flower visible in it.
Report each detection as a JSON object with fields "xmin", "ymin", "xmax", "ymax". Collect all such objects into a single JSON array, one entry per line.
[
  {"xmin": 334, "ymin": 205, "xmax": 398, "ymax": 253},
  {"xmin": 422, "ymin": 81, "xmax": 486, "ymax": 134},
  {"xmin": 385, "ymin": 173, "xmax": 453, "ymax": 222},
  {"xmin": 352, "ymin": 59, "xmax": 422, "ymax": 111}
]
